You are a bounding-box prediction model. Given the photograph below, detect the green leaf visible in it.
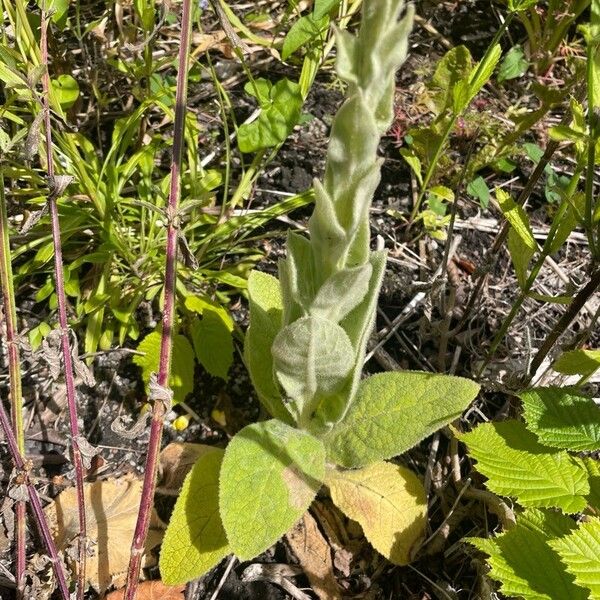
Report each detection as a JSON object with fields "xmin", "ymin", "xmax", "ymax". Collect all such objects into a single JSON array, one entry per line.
[
  {"xmin": 160, "ymin": 449, "xmax": 230, "ymax": 584},
  {"xmin": 272, "ymin": 315, "xmax": 354, "ymax": 423},
  {"xmin": 282, "ymin": 14, "xmax": 329, "ymax": 61},
  {"xmin": 326, "ymin": 371, "xmax": 480, "ymax": 468},
  {"xmin": 550, "ymin": 518, "xmax": 600, "ymax": 599},
  {"xmin": 219, "ymin": 420, "xmax": 325, "ymax": 560},
  {"xmin": 470, "ymin": 508, "xmax": 586, "ymax": 600},
  {"xmin": 325, "ymin": 461, "xmax": 427, "ymax": 565},
  {"xmin": 310, "ymin": 263, "xmax": 372, "ymax": 323},
  {"xmin": 497, "ymin": 45, "xmax": 529, "ymax": 83},
  {"xmin": 190, "ymin": 310, "xmax": 233, "ymax": 380},
  {"xmin": 460, "ymin": 420, "xmax": 590, "ymax": 512},
  {"xmin": 238, "ymin": 78, "xmax": 303, "ymax": 153},
  {"xmin": 51, "ymin": 74, "xmax": 79, "ymax": 109},
  {"xmin": 133, "ymin": 331, "xmax": 195, "ymax": 405},
  {"xmin": 508, "ymin": 0, "xmax": 538, "ymax": 11},
  {"xmin": 399, "ymin": 147, "xmax": 423, "ymax": 186},
  {"xmin": 314, "ymin": 0, "xmax": 340, "ymax": 19},
  {"xmin": 508, "ymin": 225, "xmax": 535, "ymax": 288},
  {"xmin": 466, "ymin": 176, "xmax": 490, "ymax": 209},
  {"xmin": 428, "ymin": 46, "xmax": 473, "ymax": 117},
  {"xmin": 244, "ymin": 271, "xmax": 292, "ymax": 424},
  {"xmin": 520, "ymin": 387, "xmax": 600, "ymax": 451},
  {"xmin": 497, "ymin": 188, "xmax": 536, "ymax": 288},
  {"xmin": 581, "ymin": 457, "xmax": 600, "ymax": 513},
  {"xmin": 553, "ymin": 349, "xmax": 600, "ymax": 377}
]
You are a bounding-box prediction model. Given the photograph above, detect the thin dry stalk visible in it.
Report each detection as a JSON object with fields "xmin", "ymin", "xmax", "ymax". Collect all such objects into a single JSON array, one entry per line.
[
  {"xmin": 123, "ymin": 0, "xmax": 193, "ymax": 596},
  {"xmin": 40, "ymin": 8, "xmax": 87, "ymax": 598},
  {"xmin": 0, "ymin": 172, "xmax": 26, "ymax": 597},
  {"xmin": 0, "ymin": 400, "xmax": 70, "ymax": 600}
]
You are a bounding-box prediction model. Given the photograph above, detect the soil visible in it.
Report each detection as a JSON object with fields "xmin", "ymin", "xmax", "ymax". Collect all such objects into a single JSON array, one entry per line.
[{"xmin": 1, "ymin": 1, "xmax": 599, "ymax": 599}]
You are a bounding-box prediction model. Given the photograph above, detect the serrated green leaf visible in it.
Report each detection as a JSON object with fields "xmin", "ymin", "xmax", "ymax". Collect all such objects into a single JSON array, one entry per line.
[
  {"xmin": 282, "ymin": 14, "xmax": 329, "ymax": 61},
  {"xmin": 238, "ymin": 79, "xmax": 302, "ymax": 153},
  {"xmin": 428, "ymin": 46, "xmax": 473, "ymax": 117},
  {"xmin": 497, "ymin": 45, "xmax": 529, "ymax": 83},
  {"xmin": 219, "ymin": 420, "xmax": 325, "ymax": 560},
  {"xmin": 554, "ymin": 349, "xmax": 600, "ymax": 377},
  {"xmin": 190, "ymin": 310, "xmax": 233, "ymax": 380},
  {"xmin": 160, "ymin": 449, "xmax": 230, "ymax": 584},
  {"xmin": 326, "ymin": 461, "xmax": 427, "ymax": 565},
  {"xmin": 580, "ymin": 457, "xmax": 600, "ymax": 514},
  {"xmin": 460, "ymin": 421, "xmax": 590, "ymax": 512},
  {"xmin": 272, "ymin": 315, "xmax": 354, "ymax": 423},
  {"xmin": 508, "ymin": 0, "xmax": 538, "ymax": 11},
  {"xmin": 550, "ymin": 518, "xmax": 600, "ymax": 599},
  {"xmin": 326, "ymin": 371, "xmax": 480, "ymax": 467},
  {"xmin": 244, "ymin": 271, "xmax": 292, "ymax": 424},
  {"xmin": 133, "ymin": 331, "xmax": 195, "ymax": 404},
  {"xmin": 399, "ymin": 147, "xmax": 423, "ymax": 186},
  {"xmin": 520, "ymin": 387, "xmax": 600, "ymax": 451},
  {"xmin": 469, "ymin": 508, "xmax": 586, "ymax": 600}
]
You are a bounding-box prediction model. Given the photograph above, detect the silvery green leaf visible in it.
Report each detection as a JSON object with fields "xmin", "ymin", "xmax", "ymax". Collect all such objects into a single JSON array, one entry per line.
[
  {"xmin": 311, "ymin": 263, "xmax": 372, "ymax": 322},
  {"xmin": 272, "ymin": 315, "xmax": 354, "ymax": 424},
  {"xmin": 313, "ymin": 251, "xmax": 387, "ymax": 427},
  {"xmin": 279, "ymin": 232, "xmax": 317, "ymax": 325},
  {"xmin": 324, "ymin": 94, "xmax": 379, "ymax": 195},
  {"xmin": 244, "ymin": 271, "xmax": 293, "ymax": 424},
  {"xmin": 334, "ymin": 27, "xmax": 357, "ymax": 85},
  {"xmin": 308, "ymin": 179, "xmax": 346, "ymax": 280}
]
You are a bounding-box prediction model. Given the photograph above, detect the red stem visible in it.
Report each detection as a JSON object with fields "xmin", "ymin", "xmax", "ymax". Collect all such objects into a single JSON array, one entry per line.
[
  {"xmin": 0, "ymin": 400, "xmax": 71, "ymax": 600},
  {"xmin": 40, "ymin": 10, "xmax": 87, "ymax": 599},
  {"xmin": 123, "ymin": 1, "xmax": 193, "ymax": 597},
  {"xmin": 0, "ymin": 172, "xmax": 26, "ymax": 597}
]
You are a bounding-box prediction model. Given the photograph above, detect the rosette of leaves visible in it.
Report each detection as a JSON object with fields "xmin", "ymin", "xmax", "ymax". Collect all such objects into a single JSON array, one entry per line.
[{"xmin": 159, "ymin": 0, "xmax": 480, "ymax": 584}]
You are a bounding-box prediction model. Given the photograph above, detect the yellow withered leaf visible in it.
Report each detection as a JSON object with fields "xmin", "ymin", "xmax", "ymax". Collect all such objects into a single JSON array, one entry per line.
[{"xmin": 325, "ymin": 461, "xmax": 427, "ymax": 565}]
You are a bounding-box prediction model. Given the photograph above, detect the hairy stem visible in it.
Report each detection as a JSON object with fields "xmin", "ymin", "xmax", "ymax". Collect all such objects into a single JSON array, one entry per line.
[
  {"xmin": 123, "ymin": 0, "xmax": 193, "ymax": 596},
  {"xmin": 0, "ymin": 171, "xmax": 26, "ymax": 596},
  {"xmin": 0, "ymin": 399, "xmax": 70, "ymax": 600},
  {"xmin": 40, "ymin": 9, "xmax": 87, "ymax": 598}
]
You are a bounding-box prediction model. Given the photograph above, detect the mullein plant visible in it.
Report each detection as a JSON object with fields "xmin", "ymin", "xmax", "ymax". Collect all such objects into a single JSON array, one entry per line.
[{"xmin": 160, "ymin": 0, "xmax": 480, "ymax": 584}]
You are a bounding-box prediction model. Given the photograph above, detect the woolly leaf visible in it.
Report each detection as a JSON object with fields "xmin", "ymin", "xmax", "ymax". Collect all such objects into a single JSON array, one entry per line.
[
  {"xmin": 272, "ymin": 315, "xmax": 354, "ymax": 423},
  {"xmin": 244, "ymin": 271, "xmax": 292, "ymax": 424},
  {"xmin": 469, "ymin": 508, "xmax": 586, "ymax": 600},
  {"xmin": 310, "ymin": 263, "xmax": 372, "ymax": 322},
  {"xmin": 134, "ymin": 332, "xmax": 194, "ymax": 404},
  {"xmin": 520, "ymin": 387, "xmax": 600, "ymax": 451},
  {"xmin": 550, "ymin": 518, "xmax": 600, "ymax": 599},
  {"xmin": 160, "ymin": 449, "xmax": 230, "ymax": 584},
  {"xmin": 325, "ymin": 461, "xmax": 427, "ymax": 565},
  {"xmin": 326, "ymin": 371, "xmax": 480, "ymax": 467},
  {"xmin": 219, "ymin": 420, "xmax": 325, "ymax": 560},
  {"xmin": 460, "ymin": 421, "xmax": 590, "ymax": 512}
]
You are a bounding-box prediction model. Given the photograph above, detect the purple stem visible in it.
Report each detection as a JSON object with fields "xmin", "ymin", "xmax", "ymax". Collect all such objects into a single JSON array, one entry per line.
[
  {"xmin": 0, "ymin": 400, "xmax": 71, "ymax": 600},
  {"xmin": 123, "ymin": 0, "xmax": 193, "ymax": 597},
  {"xmin": 0, "ymin": 171, "xmax": 26, "ymax": 596},
  {"xmin": 40, "ymin": 9, "xmax": 87, "ymax": 599}
]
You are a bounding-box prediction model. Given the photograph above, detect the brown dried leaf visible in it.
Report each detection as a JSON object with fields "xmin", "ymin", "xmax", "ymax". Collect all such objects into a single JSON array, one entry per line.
[
  {"xmin": 105, "ymin": 580, "xmax": 185, "ymax": 600},
  {"xmin": 157, "ymin": 442, "xmax": 214, "ymax": 492},
  {"xmin": 44, "ymin": 475, "xmax": 163, "ymax": 593},
  {"xmin": 287, "ymin": 512, "xmax": 341, "ymax": 600}
]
